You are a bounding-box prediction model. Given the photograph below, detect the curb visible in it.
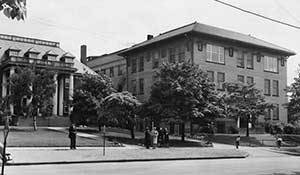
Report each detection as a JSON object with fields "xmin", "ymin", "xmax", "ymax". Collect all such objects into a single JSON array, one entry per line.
[
  {"xmin": 6, "ymin": 155, "xmax": 248, "ymax": 166},
  {"xmin": 269, "ymin": 149, "xmax": 300, "ymax": 156}
]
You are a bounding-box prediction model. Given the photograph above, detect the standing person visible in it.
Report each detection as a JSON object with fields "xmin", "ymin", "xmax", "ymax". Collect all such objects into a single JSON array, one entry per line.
[
  {"xmin": 68, "ymin": 124, "xmax": 77, "ymax": 149},
  {"xmin": 277, "ymin": 136, "xmax": 282, "ymax": 148},
  {"xmin": 235, "ymin": 135, "xmax": 240, "ymax": 149},
  {"xmin": 151, "ymin": 127, "xmax": 158, "ymax": 149},
  {"xmin": 144, "ymin": 127, "xmax": 151, "ymax": 149},
  {"xmin": 158, "ymin": 128, "xmax": 163, "ymax": 147},
  {"xmin": 164, "ymin": 128, "xmax": 169, "ymax": 147}
]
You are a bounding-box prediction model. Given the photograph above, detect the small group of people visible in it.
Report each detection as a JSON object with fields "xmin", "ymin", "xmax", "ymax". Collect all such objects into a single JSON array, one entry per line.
[{"xmin": 144, "ymin": 127, "xmax": 169, "ymax": 149}]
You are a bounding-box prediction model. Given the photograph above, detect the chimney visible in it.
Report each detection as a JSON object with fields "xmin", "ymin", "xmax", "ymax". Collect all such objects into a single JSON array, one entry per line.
[
  {"xmin": 147, "ymin": 35, "xmax": 153, "ymax": 40},
  {"xmin": 80, "ymin": 45, "xmax": 87, "ymax": 65}
]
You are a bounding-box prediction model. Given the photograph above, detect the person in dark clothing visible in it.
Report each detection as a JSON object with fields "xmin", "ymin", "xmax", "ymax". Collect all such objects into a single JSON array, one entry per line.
[
  {"xmin": 144, "ymin": 127, "xmax": 151, "ymax": 149},
  {"xmin": 235, "ymin": 135, "xmax": 240, "ymax": 149},
  {"xmin": 158, "ymin": 127, "xmax": 163, "ymax": 147},
  {"xmin": 164, "ymin": 128, "xmax": 169, "ymax": 147},
  {"xmin": 69, "ymin": 124, "xmax": 77, "ymax": 149}
]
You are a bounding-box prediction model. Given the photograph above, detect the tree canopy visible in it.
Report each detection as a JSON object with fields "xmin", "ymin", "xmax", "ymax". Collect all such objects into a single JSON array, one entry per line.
[
  {"xmin": 287, "ymin": 72, "xmax": 300, "ymax": 123},
  {"xmin": 71, "ymin": 73, "xmax": 114, "ymax": 125},
  {"xmin": 0, "ymin": 0, "xmax": 26, "ymax": 20},
  {"xmin": 147, "ymin": 62, "xmax": 221, "ymax": 141},
  {"xmin": 222, "ymin": 82, "xmax": 271, "ymax": 136},
  {"xmin": 100, "ymin": 91, "xmax": 141, "ymax": 139}
]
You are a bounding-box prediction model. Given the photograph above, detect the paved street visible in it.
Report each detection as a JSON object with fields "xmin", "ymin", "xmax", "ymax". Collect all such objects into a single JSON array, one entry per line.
[{"xmin": 5, "ymin": 156, "xmax": 300, "ymax": 175}]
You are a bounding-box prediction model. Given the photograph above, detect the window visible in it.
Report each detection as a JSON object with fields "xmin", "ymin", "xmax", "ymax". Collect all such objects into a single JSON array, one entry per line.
[
  {"xmin": 178, "ymin": 47, "xmax": 185, "ymax": 63},
  {"xmin": 206, "ymin": 44, "xmax": 225, "ymax": 64},
  {"xmin": 246, "ymin": 53, "xmax": 254, "ymax": 69},
  {"xmin": 145, "ymin": 52, "xmax": 151, "ymax": 62},
  {"xmin": 160, "ymin": 49, "xmax": 166, "ymax": 58},
  {"xmin": 28, "ymin": 53, "xmax": 39, "ymax": 59},
  {"xmin": 217, "ymin": 72, "xmax": 225, "ymax": 90},
  {"xmin": 229, "ymin": 47, "xmax": 234, "ymax": 57},
  {"xmin": 237, "ymin": 75, "xmax": 245, "ymax": 83},
  {"xmin": 264, "ymin": 79, "xmax": 271, "ymax": 96},
  {"xmin": 273, "ymin": 80, "xmax": 279, "ymax": 96},
  {"xmin": 265, "ymin": 108, "xmax": 271, "ymax": 120},
  {"xmin": 246, "ymin": 76, "xmax": 254, "ymax": 85},
  {"xmin": 131, "ymin": 79, "xmax": 137, "ymax": 95},
  {"xmin": 139, "ymin": 78, "xmax": 144, "ymax": 95},
  {"xmin": 139, "ymin": 56, "xmax": 144, "ymax": 72},
  {"xmin": 8, "ymin": 50, "xmax": 19, "ymax": 56},
  {"xmin": 169, "ymin": 48, "xmax": 175, "ymax": 63},
  {"xmin": 186, "ymin": 42, "xmax": 191, "ymax": 52},
  {"xmin": 131, "ymin": 58, "xmax": 137, "ymax": 73},
  {"xmin": 109, "ymin": 67, "xmax": 114, "ymax": 77},
  {"xmin": 197, "ymin": 41, "xmax": 203, "ymax": 51},
  {"xmin": 207, "ymin": 71, "xmax": 214, "ymax": 82},
  {"xmin": 152, "ymin": 52, "xmax": 159, "ymax": 69},
  {"xmin": 118, "ymin": 65, "xmax": 122, "ymax": 76},
  {"xmin": 273, "ymin": 104, "xmax": 279, "ymax": 120},
  {"xmin": 264, "ymin": 56, "xmax": 278, "ymax": 73},
  {"xmin": 237, "ymin": 51, "xmax": 244, "ymax": 68}
]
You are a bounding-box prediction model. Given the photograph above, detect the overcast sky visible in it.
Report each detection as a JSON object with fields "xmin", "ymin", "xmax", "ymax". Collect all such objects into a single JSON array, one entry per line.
[{"xmin": 1, "ymin": 0, "xmax": 300, "ymax": 85}]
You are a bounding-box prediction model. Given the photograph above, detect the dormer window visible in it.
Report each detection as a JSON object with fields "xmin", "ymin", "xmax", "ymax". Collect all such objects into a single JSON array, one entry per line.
[
  {"xmin": 6, "ymin": 46, "xmax": 21, "ymax": 57},
  {"xmin": 43, "ymin": 50, "xmax": 58, "ymax": 61},
  {"xmin": 25, "ymin": 48, "xmax": 40, "ymax": 59},
  {"xmin": 61, "ymin": 52, "xmax": 75, "ymax": 63}
]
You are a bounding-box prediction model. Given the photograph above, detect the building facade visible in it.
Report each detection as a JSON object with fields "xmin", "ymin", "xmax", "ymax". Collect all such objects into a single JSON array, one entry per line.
[
  {"xmin": 118, "ymin": 22, "xmax": 295, "ymax": 129},
  {"xmin": 83, "ymin": 45, "xmax": 127, "ymax": 92},
  {"xmin": 0, "ymin": 34, "xmax": 94, "ymax": 125}
]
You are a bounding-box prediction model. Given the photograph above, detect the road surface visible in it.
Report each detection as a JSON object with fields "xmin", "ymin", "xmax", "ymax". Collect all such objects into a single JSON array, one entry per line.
[{"xmin": 5, "ymin": 155, "xmax": 300, "ymax": 175}]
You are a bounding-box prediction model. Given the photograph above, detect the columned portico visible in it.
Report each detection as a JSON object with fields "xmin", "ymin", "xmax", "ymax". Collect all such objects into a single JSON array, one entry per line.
[
  {"xmin": 52, "ymin": 74, "xmax": 58, "ymax": 115},
  {"xmin": 69, "ymin": 74, "xmax": 74, "ymax": 115},
  {"xmin": 58, "ymin": 75, "xmax": 64, "ymax": 116},
  {"xmin": 9, "ymin": 67, "xmax": 15, "ymax": 114}
]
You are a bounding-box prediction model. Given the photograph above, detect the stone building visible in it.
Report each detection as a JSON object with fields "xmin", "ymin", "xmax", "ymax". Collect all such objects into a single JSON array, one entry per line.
[{"xmin": 0, "ymin": 34, "xmax": 94, "ymax": 126}]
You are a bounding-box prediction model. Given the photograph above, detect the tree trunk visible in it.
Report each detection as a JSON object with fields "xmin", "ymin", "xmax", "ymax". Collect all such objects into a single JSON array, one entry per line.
[
  {"xmin": 181, "ymin": 122, "xmax": 185, "ymax": 142},
  {"xmin": 246, "ymin": 115, "xmax": 249, "ymax": 137},
  {"xmin": 33, "ymin": 115, "xmax": 37, "ymax": 131},
  {"xmin": 130, "ymin": 127, "xmax": 135, "ymax": 139}
]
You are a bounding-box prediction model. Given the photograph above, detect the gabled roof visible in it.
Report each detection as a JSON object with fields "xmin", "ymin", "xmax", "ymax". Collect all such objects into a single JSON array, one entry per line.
[
  {"xmin": 62, "ymin": 52, "xmax": 75, "ymax": 58},
  {"xmin": 8, "ymin": 45, "xmax": 21, "ymax": 51},
  {"xmin": 120, "ymin": 22, "xmax": 296, "ymax": 56},
  {"xmin": 27, "ymin": 47, "xmax": 40, "ymax": 53},
  {"xmin": 45, "ymin": 50, "xmax": 58, "ymax": 56}
]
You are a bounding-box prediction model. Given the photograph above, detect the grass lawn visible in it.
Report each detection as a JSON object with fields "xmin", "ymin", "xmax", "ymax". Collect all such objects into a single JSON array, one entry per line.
[
  {"xmin": 208, "ymin": 134, "xmax": 265, "ymax": 147},
  {"xmin": 0, "ymin": 127, "xmax": 117, "ymax": 147}
]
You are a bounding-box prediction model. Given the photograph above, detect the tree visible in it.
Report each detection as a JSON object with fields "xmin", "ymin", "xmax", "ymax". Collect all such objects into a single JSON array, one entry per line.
[
  {"xmin": 0, "ymin": 0, "xmax": 26, "ymax": 20},
  {"xmin": 100, "ymin": 91, "xmax": 141, "ymax": 139},
  {"xmin": 148, "ymin": 62, "xmax": 222, "ymax": 141},
  {"xmin": 71, "ymin": 73, "xmax": 114, "ymax": 126},
  {"xmin": 286, "ymin": 72, "xmax": 300, "ymax": 123},
  {"xmin": 9, "ymin": 67, "xmax": 55, "ymax": 130},
  {"xmin": 223, "ymin": 82, "xmax": 271, "ymax": 137}
]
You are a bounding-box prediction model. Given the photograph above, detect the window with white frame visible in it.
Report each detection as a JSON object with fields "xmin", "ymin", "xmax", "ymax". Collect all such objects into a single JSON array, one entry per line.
[
  {"xmin": 206, "ymin": 44, "xmax": 224, "ymax": 64},
  {"xmin": 264, "ymin": 56, "xmax": 278, "ymax": 73}
]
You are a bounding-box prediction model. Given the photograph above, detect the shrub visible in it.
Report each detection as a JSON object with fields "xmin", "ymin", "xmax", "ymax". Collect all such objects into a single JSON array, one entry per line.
[
  {"xmin": 228, "ymin": 126, "xmax": 238, "ymax": 134},
  {"xmin": 283, "ymin": 124, "xmax": 296, "ymax": 134},
  {"xmin": 199, "ymin": 126, "xmax": 214, "ymax": 134},
  {"xmin": 272, "ymin": 123, "xmax": 283, "ymax": 134}
]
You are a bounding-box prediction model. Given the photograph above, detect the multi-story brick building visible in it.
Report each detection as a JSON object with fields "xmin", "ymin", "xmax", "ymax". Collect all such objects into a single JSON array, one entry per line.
[
  {"xmin": 118, "ymin": 22, "xmax": 295, "ymax": 130},
  {"xmin": 83, "ymin": 45, "xmax": 127, "ymax": 92},
  {"xmin": 84, "ymin": 22, "xmax": 295, "ymax": 132},
  {"xmin": 0, "ymin": 34, "xmax": 95, "ymax": 126}
]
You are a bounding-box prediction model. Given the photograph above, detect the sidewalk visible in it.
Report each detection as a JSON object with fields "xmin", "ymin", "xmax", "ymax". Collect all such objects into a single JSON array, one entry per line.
[{"xmin": 6, "ymin": 146, "xmax": 248, "ymax": 166}]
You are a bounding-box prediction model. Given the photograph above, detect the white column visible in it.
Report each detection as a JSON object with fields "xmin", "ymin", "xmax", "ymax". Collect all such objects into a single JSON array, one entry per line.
[
  {"xmin": 52, "ymin": 74, "xmax": 58, "ymax": 115},
  {"xmin": 9, "ymin": 67, "xmax": 15, "ymax": 114},
  {"xmin": 58, "ymin": 75, "xmax": 64, "ymax": 116},
  {"xmin": 237, "ymin": 116, "xmax": 240, "ymax": 129},
  {"xmin": 2, "ymin": 71, "xmax": 7, "ymax": 98},
  {"xmin": 68, "ymin": 74, "xmax": 74, "ymax": 115}
]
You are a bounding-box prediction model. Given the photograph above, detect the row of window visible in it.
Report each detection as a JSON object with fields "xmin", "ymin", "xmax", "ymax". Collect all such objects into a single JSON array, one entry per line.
[
  {"xmin": 206, "ymin": 71, "xmax": 280, "ymax": 97},
  {"xmin": 101, "ymin": 65, "xmax": 123, "ymax": 77},
  {"xmin": 265, "ymin": 104, "xmax": 279, "ymax": 120},
  {"xmin": 206, "ymin": 44, "xmax": 280, "ymax": 73},
  {"xmin": 131, "ymin": 78, "xmax": 144, "ymax": 95}
]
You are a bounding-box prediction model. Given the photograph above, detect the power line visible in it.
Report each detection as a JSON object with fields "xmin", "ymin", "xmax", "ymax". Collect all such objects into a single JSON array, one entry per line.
[
  {"xmin": 214, "ymin": 0, "xmax": 300, "ymax": 30},
  {"xmin": 272, "ymin": 0, "xmax": 300, "ymax": 25}
]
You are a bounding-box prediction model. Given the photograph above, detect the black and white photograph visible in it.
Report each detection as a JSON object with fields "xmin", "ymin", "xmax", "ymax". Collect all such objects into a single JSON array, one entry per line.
[{"xmin": 0, "ymin": 0, "xmax": 300, "ymax": 174}]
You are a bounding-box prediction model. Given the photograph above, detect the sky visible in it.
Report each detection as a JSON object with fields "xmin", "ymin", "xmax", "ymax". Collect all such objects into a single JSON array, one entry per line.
[{"xmin": 0, "ymin": 0, "xmax": 300, "ymax": 85}]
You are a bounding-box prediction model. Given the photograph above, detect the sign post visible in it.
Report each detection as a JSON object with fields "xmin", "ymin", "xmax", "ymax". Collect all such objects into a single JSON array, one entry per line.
[
  {"xmin": 103, "ymin": 125, "xmax": 106, "ymax": 156},
  {"xmin": 2, "ymin": 115, "xmax": 10, "ymax": 175}
]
